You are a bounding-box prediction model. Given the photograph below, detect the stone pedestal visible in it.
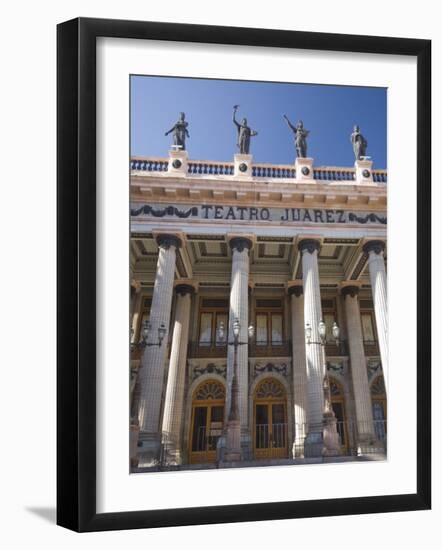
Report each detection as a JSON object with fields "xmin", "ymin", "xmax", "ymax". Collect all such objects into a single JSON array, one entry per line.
[
  {"xmin": 288, "ymin": 283, "xmax": 308, "ymax": 458},
  {"xmin": 137, "ymin": 234, "xmax": 181, "ymax": 467},
  {"xmin": 355, "ymin": 159, "xmax": 374, "ymax": 184},
  {"xmin": 295, "ymin": 157, "xmax": 315, "ymax": 183},
  {"xmin": 233, "ymin": 154, "xmax": 253, "ymax": 178},
  {"xmin": 168, "ymin": 149, "xmax": 189, "ymax": 176},
  {"xmin": 161, "ymin": 284, "xmax": 194, "ymax": 465}
]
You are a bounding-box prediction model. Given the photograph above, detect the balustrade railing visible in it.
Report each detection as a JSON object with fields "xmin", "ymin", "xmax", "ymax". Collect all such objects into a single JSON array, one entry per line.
[
  {"xmin": 187, "ymin": 161, "xmax": 234, "ymax": 175},
  {"xmin": 252, "ymin": 165, "xmax": 296, "ymax": 178},
  {"xmin": 131, "ymin": 158, "xmax": 169, "ymax": 172},
  {"xmin": 130, "ymin": 157, "xmax": 387, "ymax": 183}
]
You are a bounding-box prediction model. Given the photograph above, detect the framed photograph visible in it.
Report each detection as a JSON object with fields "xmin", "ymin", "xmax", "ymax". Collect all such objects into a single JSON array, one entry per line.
[{"xmin": 57, "ymin": 17, "xmax": 431, "ymax": 532}]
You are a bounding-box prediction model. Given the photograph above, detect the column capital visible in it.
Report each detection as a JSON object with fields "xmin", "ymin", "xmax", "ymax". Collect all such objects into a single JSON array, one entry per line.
[
  {"xmin": 341, "ymin": 285, "xmax": 360, "ymax": 299},
  {"xmin": 156, "ymin": 234, "xmax": 182, "ymax": 250},
  {"xmin": 362, "ymin": 240, "xmax": 385, "ymax": 256},
  {"xmin": 131, "ymin": 279, "xmax": 142, "ymax": 293},
  {"xmin": 298, "ymin": 238, "xmax": 321, "ymax": 255},
  {"xmin": 288, "ymin": 285, "xmax": 303, "ymax": 297},
  {"xmin": 175, "ymin": 283, "xmax": 195, "ymax": 297},
  {"xmin": 229, "ymin": 236, "xmax": 253, "ymax": 253}
]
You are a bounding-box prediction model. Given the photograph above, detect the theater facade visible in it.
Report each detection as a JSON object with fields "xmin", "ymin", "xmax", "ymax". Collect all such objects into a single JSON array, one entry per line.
[{"xmin": 129, "ymin": 150, "xmax": 388, "ymax": 471}]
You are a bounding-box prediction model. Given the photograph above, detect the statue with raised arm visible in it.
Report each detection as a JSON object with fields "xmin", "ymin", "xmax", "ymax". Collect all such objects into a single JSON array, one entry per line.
[
  {"xmin": 350, "ymin": 125, "xmax": 368, "ymax": 161},
  {"xmin": 232, "ymin": 105, "xmax": 258, "ymax": 155},
  {"xmin": 165, "ymin": 112, "xmax": 190, "ymax": 151},
  {"xmin": 283, "ymin": 115, "xmax": 310, "ymax": 158}
]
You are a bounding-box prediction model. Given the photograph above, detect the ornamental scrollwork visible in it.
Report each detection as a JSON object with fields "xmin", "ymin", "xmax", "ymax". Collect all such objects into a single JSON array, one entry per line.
[
  {"xmin": 367, "ymin": 360, "xmax": 382, "ymax": 380},
  {"xmin": 191, "ymin": 362, "xmax": 227, "ymax": 381},
  {"xmin": 326, "ymin": 361, "xmax": 345, "ymax": 376},
  {"xmin": 348, "ymin": 213, "xmax": 386, "ymax": 225},
  {"xmin": 131, "ymin": 204, "xmax": 198, "ymax": 219},
  {"xmin": 253, "ymin": 362, "xmax": 289, "ymax": 378}
]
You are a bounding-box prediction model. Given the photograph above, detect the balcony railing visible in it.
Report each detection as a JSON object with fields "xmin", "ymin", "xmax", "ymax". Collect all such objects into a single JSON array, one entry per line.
[
  {"xmin": 187, "ymin": 340, "xmax": 292, "ymax": 358},
  {"xmin": 324, "ymin": 340, "xmax": 348, "ymax": 356},
  {"xmin": 130, "ymin": 157, "xmax": 387, "ymax": 183},
  {"xmin": 188, "ymin": 342, "xmax": 228, "ymax": 359},
  {"xmin": 249, "ymin": 341, "xmax": 292, "ymax": 357},
  {"xmin": 363, "ymin": 340, "xmax": 380, "ymax": 356}
]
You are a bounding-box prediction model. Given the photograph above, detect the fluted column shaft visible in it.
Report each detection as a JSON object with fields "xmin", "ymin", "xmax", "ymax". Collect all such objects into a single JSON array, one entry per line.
[
  {"xmin": 161, "ymin": 285, "xmax": 193, "ymax": 464},
  {"xmin": 226, "ymin": 237, "xmax": 252, "ymax": 459},
  {"xmin": 299, "ymin": 239, "xmax": 325, "ymax": 457},
  {"xmin": 130, "ymin": 281, "xmax": 142, "ymax": 343},
  {"xmin": 137, "ymin": 234, "xmax": 181, "ymax": 466},
  {"xmin": 289, "ymin": 285, "xmax": 308, "ymax": 457},
  {"xmin": 342, "ymin": 286, "xmax": 376, "ymax": 448},
  {"xmin": 363, "ymin": 241, "xmax": 388, "ymax": 381}
]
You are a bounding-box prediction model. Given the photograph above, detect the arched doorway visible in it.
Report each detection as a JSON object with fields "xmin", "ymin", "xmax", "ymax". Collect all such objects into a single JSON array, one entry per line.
[
  {"xmin": 371, "ymin": 375, "xmax": 387, "ymax": 442},
  {"xmin": 329, "ymin": 377, "xmax": 349, "ymax": 452},
  {"xmin": 254, "ymin": 378, "xmax": 288, "ymax": 459},
  {"xmin": 189, "ymin": 379, "xmax": 225, "ymax": 464}
]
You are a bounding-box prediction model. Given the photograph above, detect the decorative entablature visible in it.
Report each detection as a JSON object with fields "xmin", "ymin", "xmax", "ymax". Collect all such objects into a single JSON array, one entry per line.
[
  {"xmin": 249, "ymin": 358, "xmax": 291, "ymax": 380},
  {"xmin": 130, "ymin": 155, "xmax": 387, "ymax": 211},
  {"xmin": 188, "ymin": 359, "xmax": 227, "ymax": 381}
]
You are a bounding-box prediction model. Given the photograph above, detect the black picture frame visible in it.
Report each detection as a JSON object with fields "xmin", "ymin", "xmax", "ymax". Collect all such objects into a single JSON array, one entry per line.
[{"xmin": 57, "ymin": 17, "xmax": 431, "ymax": 532}]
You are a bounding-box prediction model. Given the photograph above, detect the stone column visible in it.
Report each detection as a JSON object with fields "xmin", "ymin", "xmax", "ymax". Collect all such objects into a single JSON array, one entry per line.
[
  {"xmin": 342, "ymin": 285, "xmax": 377, "ymax": 453},
  {"xmin": 299, "ymin": 239, "xmax": 325, "ymax": 457},
  {"xmin": 161, "ymin": 284, "xmax": 194, "ymax": 465},
  {"xmin": 225, "ymin": 237, "xmax": 253, "ymax": 460},
  {"xmin": 288, "ymin": 284, "xmax": 308, "ymax": 458},
  {"xmin": 362, "ymin": 241, "xmax": 388, "ymax": 380},
  {"xmin": 130, "ymin": 280, "xmax": 142, "ymax": 343},
  {"xmin": 137, "ymin": 234, "xmax": 181, "ymax": 466}
]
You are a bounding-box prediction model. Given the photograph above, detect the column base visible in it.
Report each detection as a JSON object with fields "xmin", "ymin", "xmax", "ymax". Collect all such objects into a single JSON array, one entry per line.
[
  {"xmin": 137, "ymin": 432, "xmax": 162, "ymax": 467},
  {"xmin": 240, "ymin": 429, "xmax": 253, "ymax": 461},
  {"xmin": 130, "ymin": 423, "xmax": 140, "ymax": 468},
  {"xmin": 161, "ymin": 434, "xmax": 184, "ymax": 466},
  {"xmin": 304, "ymin": 431, "xmax": 324, "ymax": 458},
  {"xmin": 292, "ymin": 437, "xmax": 306, "ymax": 459}
]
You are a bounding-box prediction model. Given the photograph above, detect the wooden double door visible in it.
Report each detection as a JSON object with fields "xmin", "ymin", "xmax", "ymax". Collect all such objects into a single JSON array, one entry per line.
[{"xmin": 254, "ymin": 379, "xmax": 288, "ymax": 459}]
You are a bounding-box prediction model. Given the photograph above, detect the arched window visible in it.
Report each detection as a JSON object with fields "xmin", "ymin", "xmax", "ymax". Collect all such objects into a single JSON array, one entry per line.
[{"xmin": 189, "ymin": 380, "xmax": 225, "ymax": 464}]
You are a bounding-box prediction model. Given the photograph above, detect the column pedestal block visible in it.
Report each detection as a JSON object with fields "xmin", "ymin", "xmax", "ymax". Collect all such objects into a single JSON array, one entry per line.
[
  {"xmin": 233, "ymin": 154, "xmax": 253, "ymax": 177},
  {"xmin": 304, "ymin": 431, "xmax": 325, "ymax": 458},
  {"xmin": 167, "ymin": 149, "xmax": 189, "ymax": 176},
  {"xmin": 137, "ymin": 432, "xmax": 162, "ymax": 467}
]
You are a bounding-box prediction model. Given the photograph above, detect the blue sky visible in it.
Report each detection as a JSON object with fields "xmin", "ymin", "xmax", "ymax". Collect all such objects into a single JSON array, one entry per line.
[{"xmin": 131, "ymin": 75, "xmax": 387, "ymax": 169}]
